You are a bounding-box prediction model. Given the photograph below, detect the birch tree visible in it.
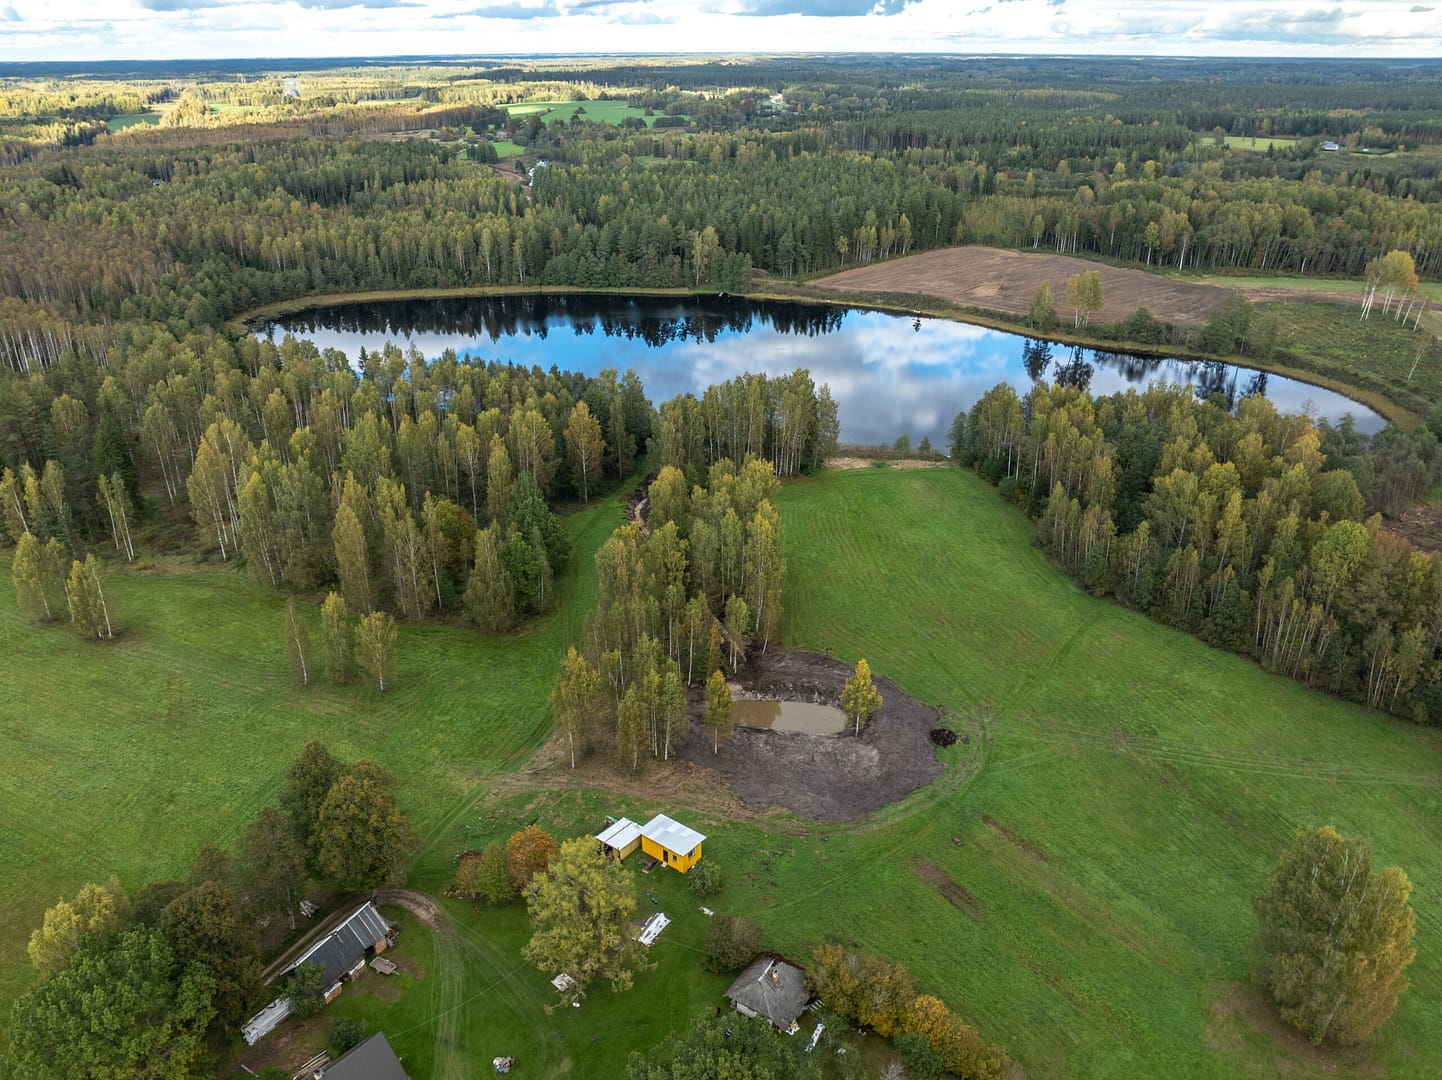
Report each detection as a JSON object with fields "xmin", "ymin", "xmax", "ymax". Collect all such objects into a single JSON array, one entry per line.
[
  {"xmin": 354, "ymin": 610, "xmax": 397, "ymax": 692},
  {"xmin": 552, "ymin": 646, "xmax": 602, "ymax": 769},
  {"xmin": 285, "ymin": 600, "xmax": 312, "ymax": 686},
  {"xmin": 840, "ymin": 658, "xmax": 882, "ymax": 736},
  {"xmin": 564, "ymin": 400, "xmax": 605, "ymax": 502},
  {"xmin": 1251, "ymin": 825, "xmax": 1416, "ymax": 1045},
  {"xmin": 704, "ymin": 669, "xmax": 733, "ymax": 754},
  {"xmin": 66, "ymin": 555, "xmax": 114, "ymax": 641}
]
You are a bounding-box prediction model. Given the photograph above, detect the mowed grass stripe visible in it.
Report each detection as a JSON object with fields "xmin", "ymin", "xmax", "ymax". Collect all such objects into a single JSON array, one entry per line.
[{"xmin": 774, "ymin": 467, "xmax": 1442, "ymax": 1078}]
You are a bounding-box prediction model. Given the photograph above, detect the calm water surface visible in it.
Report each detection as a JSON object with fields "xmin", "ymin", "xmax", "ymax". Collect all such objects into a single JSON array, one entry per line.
[
  {"xmin": 730, "ymin": 699, "xmax": 848, "ymax": 735},
  {"xmin": 261, "ymin": 296, "xmax": 1385, "ymax": 445}
]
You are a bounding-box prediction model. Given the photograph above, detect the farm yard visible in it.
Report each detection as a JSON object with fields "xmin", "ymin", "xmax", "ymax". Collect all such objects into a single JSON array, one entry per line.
[{"xmin": 5, "ymin": 467, "xmax": 1441, "ymax": 1077}]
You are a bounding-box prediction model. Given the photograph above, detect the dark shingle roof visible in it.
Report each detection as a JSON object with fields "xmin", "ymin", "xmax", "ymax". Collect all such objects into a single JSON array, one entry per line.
[
  {"xmin": 725, "ymin": 956, "xmax": 809, "ymax": 1029},
  {"xmin": 289, "ymin": 902, "xmax": 391, "ymax": 987},
  {"xmin": 322, "ymin": 1032, "xmax": 410, "ymax": 1080}
]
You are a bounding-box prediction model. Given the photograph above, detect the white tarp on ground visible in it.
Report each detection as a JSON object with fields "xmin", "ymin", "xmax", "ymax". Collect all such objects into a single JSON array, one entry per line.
[{"xmin": 637, "ymin": 912, "xmax": 670, "ymax": 946}]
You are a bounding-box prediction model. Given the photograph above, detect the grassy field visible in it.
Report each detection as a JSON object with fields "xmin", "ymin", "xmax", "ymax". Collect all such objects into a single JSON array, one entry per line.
[
  {"xmin": 1222, "ymin": 136, "xmax": 1296, "ymax": 151},
  {"xmin": 6, "ymin": 468, "xmax": 1442, "ymax": 1077},
  {"xmin": 0, "ymin": 487, "xmax": 621, "ymax": 1054},
  {"xmin": 490, "ymin": 140, "xmax": 526, "ymax": 158},
  {"xmin": 105, "ymin": 112, "xmax": 160, "ymax": 132},
  {"xmin": 503, "ymin": 100, "xmax": 684, "ymax": 127},
  {"xmin": 1264, "ymin": 300, "xmax": 1442, "ymax": 418}
]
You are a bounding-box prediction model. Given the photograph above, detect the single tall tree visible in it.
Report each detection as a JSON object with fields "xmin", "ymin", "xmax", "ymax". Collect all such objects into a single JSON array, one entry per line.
[
  {"xmin": 66, "ymin": 555, "xmax": 114, "ymax": 640},
  {"xmin": 507, "ymin": 824, "xmax": 559, "ymax": 893},
  {"xmin": 320, "ymin": 591, "xmax": 353, "ymax": 684},
  {"xmin": 12, "ymin": 532, "xmax": 59, "ymax": 621},
  {"xmin": 236, "ymin": 806, "xmax": 306, "ymax": 931},
  {"xmin": 523, "ymin": 836, "xmax": 643, "ymax": 991},
  {"xmin": 564, "ymin": 401, "xmax": 606, "ymax": 501},
  {"xmin": 840, "ymin": 658, "xmax": 883, "ymax": 736},
  {"xmin": 284, "ymin": 600, "xmax": 312, "ymax": 687},
  {"xmin": 311, "ymin": 761, "xmax": 414, "ymax": 892},
  {"xmin": 278, "ymin": 739, "xmax": 342, "ymax": 854},
  {"xmin": 354, "ymin": 610, "xmax": 398, "ymax": 692},
  {"xmin": 1252, "ymin": 825, "xmax": 1416, "ymax": 1045},
  {"xmin": 27, "ymin": 878, "xmax": 129, "ymax": 975},
  {"xmin": 704, "ymin": 669, "xmax": 733, "ymax": 754},
  {"xmin": 552, "ymin": 646, "xmax": 602, "ymax": 768}
]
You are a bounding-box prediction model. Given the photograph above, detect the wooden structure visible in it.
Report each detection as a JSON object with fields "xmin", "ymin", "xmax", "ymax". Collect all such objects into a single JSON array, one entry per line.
[
  {"xmin": 639, "ymin": 813, "xmax": 705, "ymax": 874},
  {"xmin": 595, "ymin": 817, "xmax": 643, "ymax": 860}
]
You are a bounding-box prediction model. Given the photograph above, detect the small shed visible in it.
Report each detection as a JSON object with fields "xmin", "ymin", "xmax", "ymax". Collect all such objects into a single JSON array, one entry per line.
[
  {"xmin": 596, "ymin": 817, "xmax": 643, "ymax": 860},
  {"xmin": 639, "ymin": 813, "xmax": 705, "ymax": 874},
  {"xmin": 726, "ymin": 956, "xmax": 810, "ymax": 1032}
]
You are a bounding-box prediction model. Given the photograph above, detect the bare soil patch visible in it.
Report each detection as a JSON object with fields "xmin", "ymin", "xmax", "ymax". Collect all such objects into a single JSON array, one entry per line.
[
  {"xmin": 1391, "ymin": 502, "xmax": 1442, "ymax": 553},
  {"xmin": 981, "ymin": 813, "xmax": 1051, "ymax": 863},
  {"xmin": 913, "ymin": 858, "xmax": 984, "ymax": 917},
  {"xmin": 816, "ymin": 247, "xmax": 1360, "ymax": 327},
  {"xmin": 676, "ymin": 651, "xmax": 944, "ymax": 820},
  {"xmin": 1203, "ymin": 983, "xmax": 1382, "ymax": 1077}
]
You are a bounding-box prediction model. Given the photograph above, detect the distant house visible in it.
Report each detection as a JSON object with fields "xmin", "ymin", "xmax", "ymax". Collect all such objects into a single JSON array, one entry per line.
[
  {"xmin": 1322, "ymin": 140, "xmax": 1341, "ymax": 151},
  {"xmin": 596, "ymin": 817, "xmax": 644, "ymax": 859},
  {"xmin": 639, "ymin": 813, "xmax": 705, "ymax": 874},
  {"xmin": 725, "ymin": 956, "xmax": 810, "ymax": 1032},
  {"xmin": 289, "ymin": 901, "xmax": 394, "ymax": 999},
  {"xmin": 284, "ymin": 78, "xmax": 301, "ymax": 99},
  {"xmin": 314, "ymin": 1031, "xmax": 410, "ymax": 1080}
]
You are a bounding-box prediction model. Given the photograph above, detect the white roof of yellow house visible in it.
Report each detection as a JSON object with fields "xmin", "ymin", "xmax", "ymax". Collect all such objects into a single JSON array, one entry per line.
[
  {"xmin": 641, "ymin": 813, "xmax": 706, "ymax": 854},
  {"xmin": 596, "ymin": 817, "xmax": 643, "ymax": 849}
]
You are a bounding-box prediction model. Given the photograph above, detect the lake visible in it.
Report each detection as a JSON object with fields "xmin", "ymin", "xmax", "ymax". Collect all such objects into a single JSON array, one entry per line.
[{"xmin": 260, "ymin": 295, "xmax": 1385, "ymax": 445}]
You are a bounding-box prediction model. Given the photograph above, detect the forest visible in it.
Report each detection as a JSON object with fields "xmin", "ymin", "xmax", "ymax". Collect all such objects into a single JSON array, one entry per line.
[{"xmin": 3, "ymin": 52, "xmax": 1442, "ymax": 1079}]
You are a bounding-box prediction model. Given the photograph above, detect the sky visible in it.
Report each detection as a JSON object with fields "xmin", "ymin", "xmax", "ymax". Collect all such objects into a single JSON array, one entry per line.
[{"xmin": 0, "ymin": 0, "xmax": 1439, "ymax": 62}]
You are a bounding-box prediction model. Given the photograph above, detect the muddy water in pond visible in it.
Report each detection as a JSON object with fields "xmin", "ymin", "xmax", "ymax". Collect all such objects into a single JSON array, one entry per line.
[{"xmin": 732, "ymin": 699, "xmax": 847, "ymax": 735}]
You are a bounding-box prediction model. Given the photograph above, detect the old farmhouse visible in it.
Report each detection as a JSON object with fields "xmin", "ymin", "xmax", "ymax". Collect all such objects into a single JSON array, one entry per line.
[{"xmin": 725, "ymin": 956, "xmax": 810, "ymax": 1032}]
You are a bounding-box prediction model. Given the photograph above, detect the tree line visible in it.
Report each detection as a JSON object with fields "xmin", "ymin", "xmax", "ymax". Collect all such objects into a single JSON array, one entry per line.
[{"xmin": 952, "ymin": 382, "xmax": 1442, "ymax": 720}]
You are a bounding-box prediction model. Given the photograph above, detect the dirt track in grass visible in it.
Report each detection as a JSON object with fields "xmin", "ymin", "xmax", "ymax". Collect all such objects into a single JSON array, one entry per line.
[{"xmin": 677, "ymin": 651, "xmax": 944, "ymax": 821}]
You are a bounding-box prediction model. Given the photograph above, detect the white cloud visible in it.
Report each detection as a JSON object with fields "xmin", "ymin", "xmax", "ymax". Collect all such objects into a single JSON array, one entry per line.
[{"xmin": 0, "ymin": 0, "xmax": 1437, "ymax": 59}]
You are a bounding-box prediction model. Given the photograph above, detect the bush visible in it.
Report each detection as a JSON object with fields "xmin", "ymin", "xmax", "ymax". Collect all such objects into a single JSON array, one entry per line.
[
  {"xmin": 331, "ymin": 1017, "xmax": 368, "ymax": 1056},
  {"xmin": 285, "ymin": 962, "xmax": 326, "ymax": 1019},
  {"xmin": 703, "ymin": 914, "xmax": 762, "ymax": 973},
  {"xmin": 928, "ymin": 728, "xmax": 958, "ymax": 747},
  {"xmin": 688, "ymin": 859, "xmax": 723, "ymax": 899},
  {"xmin": 894, "ymin": 1031, "xmax": 944, "ymax": 1080}
]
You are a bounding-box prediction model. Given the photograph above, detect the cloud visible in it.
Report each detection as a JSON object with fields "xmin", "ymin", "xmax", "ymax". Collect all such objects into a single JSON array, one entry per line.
[
  {"xmin": 0, "ymin": 2, "xmax": 19, "ymax": 18},
  {"xmin": 138, "ymin": 0, "xmax": 417, "ymax": 7},
  {"xmin": 1411, "ymin": 4, "xmax": 1433, "ymax": 10},
  {"xmin": 738, "ymin": 0, "xmax": 912, "ymax": 15}
]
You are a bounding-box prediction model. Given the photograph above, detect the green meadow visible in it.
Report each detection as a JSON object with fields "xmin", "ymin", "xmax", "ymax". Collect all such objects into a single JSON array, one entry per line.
[
  {"xmin": 105, "ymin": 113, "xmax": 161, "ymax": 132},
  {"xmin": 503, "ymin": 100, "xmax": 684, "ymax": 127},
  {"xmin": 4, "ymin": 468, "xmax": 1442, "ymax": 1077}
]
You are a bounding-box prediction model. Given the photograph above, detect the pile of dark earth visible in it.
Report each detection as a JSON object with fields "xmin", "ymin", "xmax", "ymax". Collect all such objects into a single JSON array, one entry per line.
[{"xmin": 678, "ymin": 651, "xmax": 945, "ymax": 820}]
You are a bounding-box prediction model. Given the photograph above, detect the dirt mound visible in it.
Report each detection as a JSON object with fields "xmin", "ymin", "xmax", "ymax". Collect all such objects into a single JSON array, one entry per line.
[
  {"xmin": 677, "ymin": 651, "xmax": 944, "ymax": 820},
  {"xmin": 817, "ymin": 246, "xmax": 1237, "ymax": 326}
]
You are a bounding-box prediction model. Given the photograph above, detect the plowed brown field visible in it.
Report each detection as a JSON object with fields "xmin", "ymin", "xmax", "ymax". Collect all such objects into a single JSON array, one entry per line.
[{"xmin": 815, "ymin": 246, "xmax": 1355, "ymax": 326}]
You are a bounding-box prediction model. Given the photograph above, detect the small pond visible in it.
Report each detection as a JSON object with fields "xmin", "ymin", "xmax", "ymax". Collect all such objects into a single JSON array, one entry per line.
[
  {"xmin": 260, "ymin": 295, "xmax": 1386, "ymax": 445},
  {"xmin": 731, "ymin": 698, "xmax": 848, "ymax": 735}
]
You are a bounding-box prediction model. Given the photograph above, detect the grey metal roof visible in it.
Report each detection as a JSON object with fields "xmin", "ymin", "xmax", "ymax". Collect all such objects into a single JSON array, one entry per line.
[
  {"xmin": 289, "ymin": 902, "xmax": 391, "ymax": 987},
  {"xmin": 322, "ymin": 1032, "xmax": 410, "ymax": 1080},
  {"xmin": 725, "ymin": 956, "xmax": 810, "ymax": 1029},
  {"xmin": 641, "ymin": 813, "xmax": 705, "ymax": 854}
]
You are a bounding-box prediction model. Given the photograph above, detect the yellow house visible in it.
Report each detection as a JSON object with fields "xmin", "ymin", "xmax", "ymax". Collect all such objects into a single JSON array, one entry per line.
[{"xmin": 639, "ymin": 813, "xmax": 706, "ymax": 874}]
